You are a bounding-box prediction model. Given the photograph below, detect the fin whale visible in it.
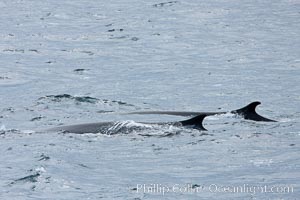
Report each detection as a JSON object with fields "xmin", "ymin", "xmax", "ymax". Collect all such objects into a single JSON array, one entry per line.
[
  {"xmin": 45, "ymin": 101, "xmax": 275, "ymax": 134},
  {"xmin": 231, "ymin": 101, "xmax": 276, "ymax": 122},
  {"xmin": 127, "ymin": 101, "xmax": 276, "ymax": 122},
  {"xmin": 45, "ymin": 114, "xmax": 208, "ymax": 134}
]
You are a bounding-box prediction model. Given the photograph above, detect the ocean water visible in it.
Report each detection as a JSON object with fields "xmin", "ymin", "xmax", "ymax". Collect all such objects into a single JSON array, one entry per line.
[{"xmin": 0, "ymin": 0, "xmax": 299, "ymax": 199}]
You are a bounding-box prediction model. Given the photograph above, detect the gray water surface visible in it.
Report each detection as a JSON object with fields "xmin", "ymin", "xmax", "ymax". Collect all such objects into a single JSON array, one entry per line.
[{"xmin": 0, "ymin": 0, "xmax": 299, "ymax": 199}]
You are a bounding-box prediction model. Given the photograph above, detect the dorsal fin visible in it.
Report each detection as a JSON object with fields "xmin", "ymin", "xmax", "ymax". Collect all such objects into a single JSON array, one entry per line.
[
  {"xmin": 180, "ymin": 114, "xmax": 208, "ymax": 130},
  {"xmin": 232, "ymin": 101, "xmax": 276, "ymax": 122}
]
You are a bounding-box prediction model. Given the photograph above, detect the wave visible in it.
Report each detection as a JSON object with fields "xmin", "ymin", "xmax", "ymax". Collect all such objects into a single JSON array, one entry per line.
[{"xmin": 37, "ymin": 94, "xmax": 135, "ymax": 107}]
